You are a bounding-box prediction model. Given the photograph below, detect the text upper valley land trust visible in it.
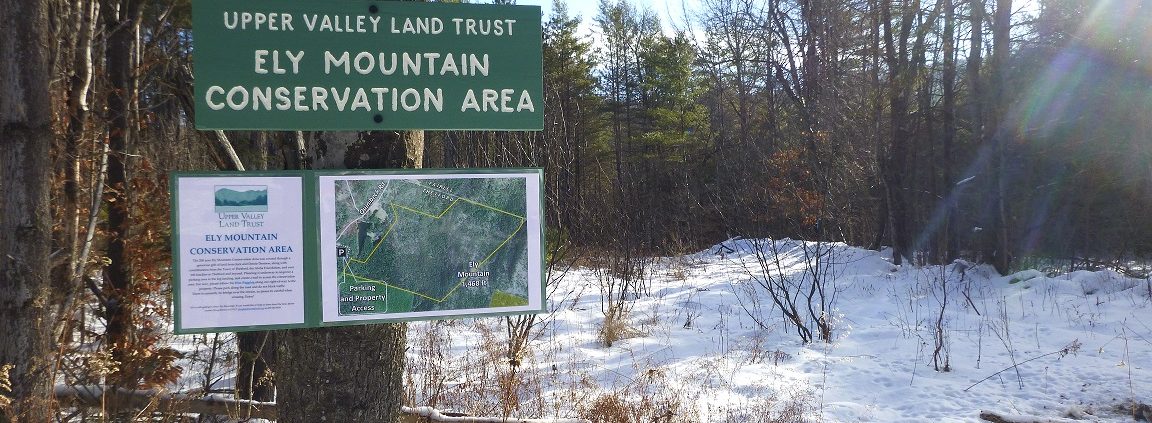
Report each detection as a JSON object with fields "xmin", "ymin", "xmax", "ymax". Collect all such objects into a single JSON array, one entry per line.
[
  {"xmin": 222, "ymin": 12, "xmax": 518, "ymax": 36},
  {"xmin": 195, "ymin": 4, "xmax": 541, "ymax": 124}
]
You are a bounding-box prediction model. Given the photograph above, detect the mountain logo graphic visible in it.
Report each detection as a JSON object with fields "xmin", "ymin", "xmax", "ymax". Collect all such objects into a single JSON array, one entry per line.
[{"xmin": 214, "ymin": 185, "xmax": 269, "ymax": 213}]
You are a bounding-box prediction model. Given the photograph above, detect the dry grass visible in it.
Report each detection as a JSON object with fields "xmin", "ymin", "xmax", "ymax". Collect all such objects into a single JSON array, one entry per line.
[
  {"xmin": 401, "ymin": 253, "xmax": 819, "ymax": 423},
  {"xmin": 579, "ymin": 369, "xmax": 695, "ymax": 423},
  {"xmin": 598, "ymin": 308, "xmax": 643, "ymax": 348},
  {"xmin": 0, "ymin": 363, "xmax": 12, "ymax": 412}
]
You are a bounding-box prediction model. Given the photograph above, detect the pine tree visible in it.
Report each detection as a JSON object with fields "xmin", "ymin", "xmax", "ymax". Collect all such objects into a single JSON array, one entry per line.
[{"xmin": 543, "ymin": 0, "xmax": 603, "ymax": 243}]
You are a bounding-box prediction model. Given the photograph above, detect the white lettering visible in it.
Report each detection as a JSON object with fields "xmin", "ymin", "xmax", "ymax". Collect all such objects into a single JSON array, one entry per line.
[
  {"xmin": 482, "ymin": 89, "xmax": 498, "ymax": 111},
  {"xmin": 285, "ymin": 50, "xmax": 303, "ymax": 74},
  {"xmin": 451, "ymin": 18, "xmax": 517, "ymax": 36},
  {"xmin": 293, "ymin": 86, "xmax": 308, "ymax": 111},
  {"xmin": 370, "ymin": 87, "xmax": 389, "ymax": 110},
  {"xmin": 223, "ymin": 12, "xmax": 238, "ymax": 29},
  {"xmin": 222, "ymin": 12, "xmax": 293, "ymax": 30},
  {"xmin": 203, "ymin": 86, "xmax": 446, "ymax": 112},
  {"xmin": 254, "ymin": 50, "xmax": 269, "ymax": 74},
  {"xmin": 354, "ymin": 52, "xmax": 374, "ymax": 74},
  {"xmin": 332, "ymin": 87, "xmax": 350, "ymax": 111},
  {"xmin": 460, "ymin": 89, "xmax": 532, "ymax": 113},
  {"xmin": 516, "ymin": 90, "xmax": 535, "ymax": 112},
  {"xmin": 500, "ymin": 89, "xmax": 514, "ymax": 112},
  {"xmin": 391, "ymin": 17, "xmax": 444, "ymax": 34},
  {"xmin": 471, "ymin": 54, "xmax": 489, "ymax": 76},
  {"xmin": 275, "ymin": 87, "xmax": 291, "ymax": 110},
  {"xmin": 424, "ymin": 88, "xmax": 443, "ymax": 112},
  {"xmin": 226, "ymin": 86, "xmax": 248, "ymax": 110},
  {"xmin": 461, "ymin": 89, "xmax": 479, "ymax": 112},
  {"xmin": 206, "ymin": 86, "xmax": 226, "ymax": 110},
  {"xmin": 252, "ymin": 87, "xmax": 271, "ymax": 110},
  {"xmin": 400, "ymin": 88, "xmax": 420, "ymax": 111},
  {"xmin": 352, "ymin": 88, "xmax": 371, "ymax": 111},
  {"xmin": 403, "ymin": 53, "xmax": 420, "ymax": 75},
  {"xmin": 311, "ymin": 87, "xmax": 329, "ymax": 111},
  {"xmin": 255, "ymin": 50, "xmax": 303, "ymax": 74},
  {"xmin": 440, "ymin": 53, "xmax": 459, "ymax": 76},
  {"xmin": 325, "ymin": 51, "xmax": 350, "ymax": 75}
]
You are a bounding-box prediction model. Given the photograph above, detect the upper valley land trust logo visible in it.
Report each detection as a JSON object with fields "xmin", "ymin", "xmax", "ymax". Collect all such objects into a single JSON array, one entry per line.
[
  {"xmin": 214, "ymin": 185, "xmax": 269, "ymax": 213},
  {"xmin": 214, "ymin": 185, "xmax": 270, "ymax": 228}
]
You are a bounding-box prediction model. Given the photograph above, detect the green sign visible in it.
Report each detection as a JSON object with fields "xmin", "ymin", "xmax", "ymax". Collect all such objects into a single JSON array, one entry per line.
[
  {"xmin": 170, "ymin": 169, "xmax": 545, "ymax": 334},
  {"xmin": 192, "ymin": 0, "xmax": 542, "ymax": 130}
]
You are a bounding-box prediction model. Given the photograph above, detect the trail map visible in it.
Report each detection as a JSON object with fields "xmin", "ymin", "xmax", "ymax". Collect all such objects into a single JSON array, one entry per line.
[{"xmin": 330, "ymin": 176, "xmax": 532, "ymax": 316}]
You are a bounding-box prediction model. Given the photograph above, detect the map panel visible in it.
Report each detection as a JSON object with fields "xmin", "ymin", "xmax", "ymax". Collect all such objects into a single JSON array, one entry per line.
[{"xmin": 321, "ymin": 173, "xmax": 541, "ymax": 321}]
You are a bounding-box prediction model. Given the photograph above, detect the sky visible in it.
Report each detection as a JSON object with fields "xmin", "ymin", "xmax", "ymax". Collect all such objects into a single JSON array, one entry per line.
[
  {"xmin": 516, "ymin": 0, "xmax": 703, "ymax": 34},
  {"xmin": 514, "ymin": 0, "xmax": 1040, "ymax": 37}
]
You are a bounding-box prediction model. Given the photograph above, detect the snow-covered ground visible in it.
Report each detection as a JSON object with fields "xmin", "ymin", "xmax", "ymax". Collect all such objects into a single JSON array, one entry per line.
[
  {"xmin": 410, "ymin": 239, "xmax": 1152, "ymax": 422},
  {"xmin": 171, "ymin": 238, "xmax": 1151, "ymax": 422}
]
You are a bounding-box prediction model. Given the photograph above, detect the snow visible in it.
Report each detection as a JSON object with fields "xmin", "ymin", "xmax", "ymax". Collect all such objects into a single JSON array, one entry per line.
[
  {"xmin": 412, "ymin": 239, "xmax": 1152, "ymax": 422},
  {"xmin": 166, "ymin": 238, "xmax": 1151, "ymax": 421}
]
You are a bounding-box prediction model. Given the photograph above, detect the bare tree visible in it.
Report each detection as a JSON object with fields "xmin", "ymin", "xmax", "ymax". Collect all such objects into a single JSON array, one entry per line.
[
  {"xmin": 737, "ymin": 238, "xmax": 840, "ymax": 343},
  {"xmin": 877, "ymin": 0, "xmax": 943, "ymax": 265},
  {"xmin": 100, "ymin": 0, "xmax": 147, "ymax": 393}
]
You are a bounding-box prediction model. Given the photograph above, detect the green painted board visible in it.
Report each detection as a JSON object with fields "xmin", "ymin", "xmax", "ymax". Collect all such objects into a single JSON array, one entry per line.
[{"xmin": 192, "ymin": 0, "xmax": 542, "ymax": 130}]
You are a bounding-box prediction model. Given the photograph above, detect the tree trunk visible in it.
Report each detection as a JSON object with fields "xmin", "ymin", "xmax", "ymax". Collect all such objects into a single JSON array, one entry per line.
[
  {"xmin": 988, "ymin": 0, "xmax": 1013, "ymax": 274},
  {"xmin": 277, "ymin": 325, "xmax": 408, "ymax": 422},
  {"xmin": 275, "ymin": 130, "xmax": 421, "ymax": 422},
  {"xmin": 235, "ymin": 130, "xmax": 273, "ymax": 404},
  {"xmin": 57, "ymin": 0, "xmax": 98, "ymax": 309},
  {"xmin": 0, "ymin": 0, "xmax": 56, "ymax": 419},
  {"xmin": 968, "ymin": 0, "xmax": 990, "ymax": 266},
  {"xmin": 867, "ymin": 0, "xmax": 886, "ymax": 252},
  {"xmin": 879, "ymin": 0, "xmax": 915, "ymax": 266},
  {"xmin": 101, "ymin": 0, "xmax": 144, "ymax": 390},
  {"xmin": 941, "ymin": 0, "xmax": 959, "ymax": 263},
  {"xmin": 236, "ymin": 331, "xmax": 276, "ymax": 402}
]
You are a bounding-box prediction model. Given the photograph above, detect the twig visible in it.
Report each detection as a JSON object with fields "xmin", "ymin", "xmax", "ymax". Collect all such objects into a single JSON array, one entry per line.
[{"xmin": 963, "ymin": 340, "xmax": 1081, "ymax": 392}]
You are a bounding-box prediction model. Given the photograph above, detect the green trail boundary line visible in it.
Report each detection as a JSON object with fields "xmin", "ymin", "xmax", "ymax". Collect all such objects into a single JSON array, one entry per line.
[{"xmin": 338, "ymin": 191, "xmax": 526, "ymax": 304}]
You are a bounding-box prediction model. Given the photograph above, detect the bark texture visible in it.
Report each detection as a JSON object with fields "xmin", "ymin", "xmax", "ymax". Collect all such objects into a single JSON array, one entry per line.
[
  {"xmin": 277, "ymin": 325, "xmax": 408, "ymax": 422},
  {"xmin": 0, "ymin": 0, "xmax": 56, "ymax": 419}
]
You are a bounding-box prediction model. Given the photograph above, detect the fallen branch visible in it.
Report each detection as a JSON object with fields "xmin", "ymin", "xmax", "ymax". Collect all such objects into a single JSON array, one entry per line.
[
  {"xmin": 978, "ymin": 410, "xmax": 1079, "ymax": 423},
  {"xmin": 55, "ymin": 386, "xmax": 593, "ymax": 422},
  {"xmin": 401, "ymin": 406, "xmax": 590, "ymax": 423},
  {"xmin": 54, "ymin": 385, "xmax": 275, "ymax": 419}
]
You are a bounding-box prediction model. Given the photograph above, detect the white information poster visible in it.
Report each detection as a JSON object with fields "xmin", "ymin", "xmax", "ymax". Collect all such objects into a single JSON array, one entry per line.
[{"xmin": 174, "ymin": 175, "xmax": 306, "ymax": 332}]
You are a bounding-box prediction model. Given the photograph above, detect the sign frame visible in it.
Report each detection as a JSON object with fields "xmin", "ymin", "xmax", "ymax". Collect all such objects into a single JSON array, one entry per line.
[{"xmin": 170, "ymin": 168, "xmax": 546, "ymax": 334}]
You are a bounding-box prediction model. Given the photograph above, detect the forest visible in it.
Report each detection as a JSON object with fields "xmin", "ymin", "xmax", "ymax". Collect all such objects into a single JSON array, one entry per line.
[{"xmin": 1, "ymin": 0, "xmax": 1150, "ymax": 421}]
